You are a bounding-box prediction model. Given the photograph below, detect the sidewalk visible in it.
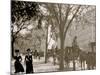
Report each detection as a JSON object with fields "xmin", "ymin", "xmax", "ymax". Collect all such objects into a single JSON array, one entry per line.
[
  {"xmin": 11, "ymin": 55, "xmax": 87, "ymax": 74},
  {"xmin": 11, "ymin": 56, "xmax": 59, "ymax": 74}
]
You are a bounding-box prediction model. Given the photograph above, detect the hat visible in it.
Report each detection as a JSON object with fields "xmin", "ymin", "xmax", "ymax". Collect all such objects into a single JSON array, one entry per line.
[
  {"xmin": 15, "ymin": 49, "xmax": 19, "ymax": 53},
  {"xmin": 27, "ymin": 48, "xmax": 31, "ymax": 51}
]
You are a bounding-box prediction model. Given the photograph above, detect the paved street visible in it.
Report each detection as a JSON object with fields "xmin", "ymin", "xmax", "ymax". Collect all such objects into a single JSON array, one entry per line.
[
  {"xmin": 11, "ymin": 56, "xmax": 59, "ymax": 74},
  {"xmin": 11, "ymin": 55, "xmax": 88, "ymax": 74}
]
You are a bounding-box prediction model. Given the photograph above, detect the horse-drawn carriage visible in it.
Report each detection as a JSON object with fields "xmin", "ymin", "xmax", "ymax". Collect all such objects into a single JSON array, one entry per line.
[{"xmin": 64, "ymin": 42, "xmax": 96, "ymax": 70}]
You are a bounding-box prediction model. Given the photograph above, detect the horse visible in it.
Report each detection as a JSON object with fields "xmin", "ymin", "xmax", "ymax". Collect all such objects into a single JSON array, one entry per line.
[
  {"xmin": 78, "ymin": 50, "xmax": 88, "ymax": 70},
  {"xmin": 78, "ymin": 50, "xmax": 96, "ymax": 70},
  {"xmin": 86, "ymin": 52, "xmax": 96, "ymax": 70}
]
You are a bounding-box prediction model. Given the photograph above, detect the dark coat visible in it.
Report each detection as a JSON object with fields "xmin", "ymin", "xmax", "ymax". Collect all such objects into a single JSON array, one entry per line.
[
  {"xmin": 25, "ymin": 54, "xmax": 34, "ymax": 74},
  {"xmin": 14, "ymin": 56, "xmax": 24, "ymax": 73}
]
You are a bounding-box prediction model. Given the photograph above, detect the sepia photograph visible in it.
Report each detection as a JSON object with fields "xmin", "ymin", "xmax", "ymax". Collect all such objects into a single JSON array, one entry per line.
[{"xmin": 11, "ymin": 0, "xmax": 96, "ymax": 74}]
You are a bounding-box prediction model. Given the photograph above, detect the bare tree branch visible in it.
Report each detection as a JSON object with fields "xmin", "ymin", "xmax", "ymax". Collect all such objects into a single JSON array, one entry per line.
[
  {"xmin": 63, "ymin": 5, "xmax": 73, "ymax": 28},
  {"xmin": 64, "ymin": 5, "xmax": 81, "ymax": 40}
]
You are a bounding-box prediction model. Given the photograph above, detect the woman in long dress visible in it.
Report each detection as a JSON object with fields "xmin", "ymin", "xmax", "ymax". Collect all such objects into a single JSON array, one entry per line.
[
  {"xmin": 14, "ymin": 49, "xmax": 24, "ymax": 73},
  {"xmin": 25, "ymin": 48, "xmax": 34, "ymax": 74}
]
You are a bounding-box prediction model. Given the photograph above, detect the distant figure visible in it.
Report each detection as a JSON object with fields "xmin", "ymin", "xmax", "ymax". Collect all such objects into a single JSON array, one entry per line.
[
  {"xmin": 34, "ymin": 50, "xmax": 39, "ymax": 59},
  {"xmin": 14, "ymin": 49, "xmax": 24, "ymax": 74},
  {"xmin": 38, "ymin": 51, "xmax": 41, "ymax": 60},
  {"xmin": 25, "ymin": 48, "xmax": 34, "ymax": 74}
]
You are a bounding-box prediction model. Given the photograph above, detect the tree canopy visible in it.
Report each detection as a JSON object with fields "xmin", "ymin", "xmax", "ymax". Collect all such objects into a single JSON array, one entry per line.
[
  {"xmin": 11, "ymin": 1, "xmax": 40, "ymax": 23},
  {"xmin": 11, "ymin": 1, "xmax": 41, "ymax": 57}
]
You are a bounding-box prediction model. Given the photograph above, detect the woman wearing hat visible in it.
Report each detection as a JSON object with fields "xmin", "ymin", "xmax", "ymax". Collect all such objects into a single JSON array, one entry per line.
[
  {"xmin": 25, "ymin": 48, "xmax": 34, "ymax": 74},
  {"xmin": 14, "ymin": 49, "xmax": 24, "ymax": 73}
]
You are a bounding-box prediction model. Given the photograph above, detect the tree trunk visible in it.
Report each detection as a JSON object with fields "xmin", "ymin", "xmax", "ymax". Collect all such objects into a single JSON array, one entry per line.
[
  {"xmin": 44, "ymin": 26, "xmax": 48, "ymax": 63},
  {"xmin": 59, "ymin": 34, "xmax": 64, "ymax": 70},
  {"xmin": 11, "ymin": 36, "xmax": 15, "ymax": 58}
]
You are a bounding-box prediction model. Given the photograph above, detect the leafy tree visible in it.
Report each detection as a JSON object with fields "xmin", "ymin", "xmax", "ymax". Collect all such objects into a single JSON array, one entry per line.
[
  {"xmin": 42, "ymin": 3, "xmax": 95, "ymax": 70},
  {"xmin": 41, "ymin": 3, "xmax": 81, "ymax": 70},
  {"xmin": 11, "ymin": 1, "xmax": 40, "ymax": 58}
]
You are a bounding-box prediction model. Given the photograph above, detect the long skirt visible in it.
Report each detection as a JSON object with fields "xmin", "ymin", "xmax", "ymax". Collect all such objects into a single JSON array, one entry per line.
[
  {"xmin": 26, "ymin": 61, "xmax": 34, "ymax": 74},
  {"xmin": 14, "ymin": 61, "xmax": 24, "ymax": 73}
]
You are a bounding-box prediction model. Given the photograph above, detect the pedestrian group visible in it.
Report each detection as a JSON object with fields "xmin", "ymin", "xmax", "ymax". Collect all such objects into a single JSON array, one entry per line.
[{"xmin": 14, "ymin": 48, "xmax": 34, "ymax": 74}]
